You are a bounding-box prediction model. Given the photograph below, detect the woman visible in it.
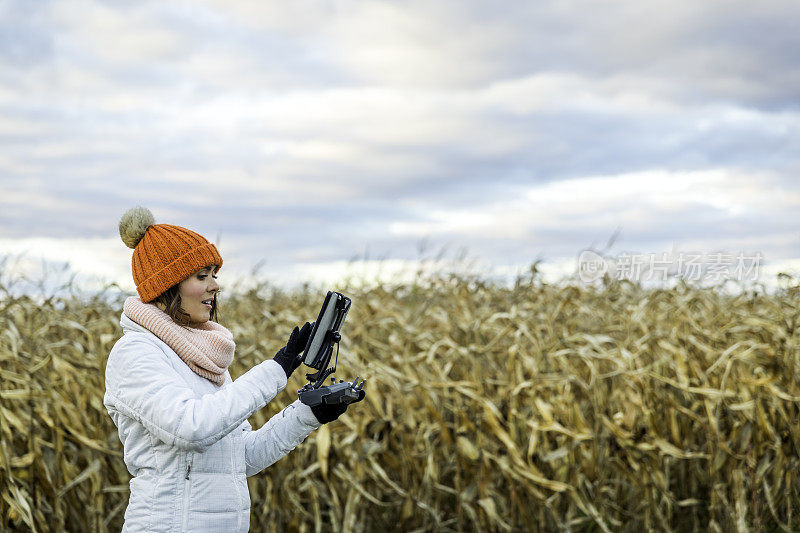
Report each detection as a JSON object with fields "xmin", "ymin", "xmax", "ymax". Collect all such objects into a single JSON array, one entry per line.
[{"xmin": 103, "ymin": 206, "xmax": 362, "ymax": 532}]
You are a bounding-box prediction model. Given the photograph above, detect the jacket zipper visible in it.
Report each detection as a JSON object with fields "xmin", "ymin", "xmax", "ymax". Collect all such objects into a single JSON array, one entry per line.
[
  {"xmin": 232, "ymin": 435, "xmax": 243, "ymax": 531},
  {"xmin": 181, "ymin": 453, "xmax": 193, "ymax": 533}
]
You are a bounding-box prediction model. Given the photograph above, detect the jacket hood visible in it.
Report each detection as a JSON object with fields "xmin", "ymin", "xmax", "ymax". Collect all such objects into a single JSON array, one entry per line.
[{"xmin": 120, "ymin": 310, "xmax": 151, "ymax": 336}]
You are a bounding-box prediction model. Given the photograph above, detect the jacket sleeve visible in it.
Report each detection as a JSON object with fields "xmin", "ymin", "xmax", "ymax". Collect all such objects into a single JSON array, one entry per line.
[
  {"xmin": 103, "ymin": 335, "xmax": 288, "ymax": 453},
  {"xmin": 242, "ymin": 399, "xmax": 321, "ymax": 477}
]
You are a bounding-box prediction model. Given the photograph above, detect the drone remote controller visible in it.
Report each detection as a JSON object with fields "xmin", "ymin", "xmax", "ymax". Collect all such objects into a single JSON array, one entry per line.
[
  {"xmin": 298, "ymin": 377, "xmax": 366, "ymax": 407},
  {"xmin": 297, "ymin": 291, "xmax": 367, "ymax": 407}
]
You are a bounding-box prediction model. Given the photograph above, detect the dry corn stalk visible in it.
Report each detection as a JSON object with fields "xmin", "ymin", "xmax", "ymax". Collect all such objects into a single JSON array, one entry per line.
[{"xmin": 1, "ymin": 265, "xmax": 799, "ymax": 532}]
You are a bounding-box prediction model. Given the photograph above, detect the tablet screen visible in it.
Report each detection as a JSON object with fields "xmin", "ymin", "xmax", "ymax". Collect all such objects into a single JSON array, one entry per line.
[{"xmin": 303, "ymin": 292, "xmax": 339, "ymax": 366}]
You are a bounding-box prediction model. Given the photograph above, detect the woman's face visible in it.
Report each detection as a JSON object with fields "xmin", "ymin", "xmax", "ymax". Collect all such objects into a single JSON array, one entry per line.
[{"xmin": 177, "ymin": 265, "xmax": 220, "ymax": 325}]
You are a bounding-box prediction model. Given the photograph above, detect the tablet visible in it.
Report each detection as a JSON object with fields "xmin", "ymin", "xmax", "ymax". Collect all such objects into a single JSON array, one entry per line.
[{"xmin": 301, "ymin": 291, "xmax": 351, "ymax": 376}]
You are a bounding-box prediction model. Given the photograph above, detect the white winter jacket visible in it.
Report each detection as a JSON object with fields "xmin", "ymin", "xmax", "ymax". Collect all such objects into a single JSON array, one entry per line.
[{"xmin": 103, "ymin": 312, "xmax": 321, "ymax": 532}]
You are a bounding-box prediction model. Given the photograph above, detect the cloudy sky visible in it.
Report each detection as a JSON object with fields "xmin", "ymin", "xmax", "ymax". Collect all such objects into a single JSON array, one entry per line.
[{"xmin": 1, "ymin": 0, "xmax": 799, "ymax": 295}]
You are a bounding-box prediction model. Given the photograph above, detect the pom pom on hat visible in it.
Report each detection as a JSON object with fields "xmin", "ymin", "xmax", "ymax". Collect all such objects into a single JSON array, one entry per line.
[{"xmin": 119, "ymin": 206, "xmax": 156, "ymax": 249}]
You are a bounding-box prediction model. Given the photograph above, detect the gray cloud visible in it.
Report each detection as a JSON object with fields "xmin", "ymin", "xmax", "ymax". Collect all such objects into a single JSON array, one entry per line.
[{"xmin": 1, "ymin": 0, "xmax": 799, "ymax": 290}]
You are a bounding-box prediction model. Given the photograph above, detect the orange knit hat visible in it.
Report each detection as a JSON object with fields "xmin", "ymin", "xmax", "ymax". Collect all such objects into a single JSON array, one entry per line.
[{"xmin": 119, "ymin": 206, "xmax": 223, "ymax": 303}]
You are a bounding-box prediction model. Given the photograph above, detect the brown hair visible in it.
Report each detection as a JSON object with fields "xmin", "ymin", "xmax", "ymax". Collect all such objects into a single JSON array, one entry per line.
[{"xmin": 151, "ymin": 283, "xmax": 220, "ymax": 327}]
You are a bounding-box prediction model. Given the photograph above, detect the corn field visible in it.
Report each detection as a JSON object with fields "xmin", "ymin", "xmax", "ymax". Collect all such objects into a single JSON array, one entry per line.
[{"xmin": 1, "ymin": 263, "xmax": 799, "ymax": 532}]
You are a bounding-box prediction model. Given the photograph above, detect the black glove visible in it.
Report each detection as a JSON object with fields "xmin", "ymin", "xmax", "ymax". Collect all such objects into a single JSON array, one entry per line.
[
  {"xmin": 272, "ymin": 321, "xmax": 314, "ymax": 378},
  {"xmin": 311, "ymin": 390, "xmax": 366, "ymax": 424}
]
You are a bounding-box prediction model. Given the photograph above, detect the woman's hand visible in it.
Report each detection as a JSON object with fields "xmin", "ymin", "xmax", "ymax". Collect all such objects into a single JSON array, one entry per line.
[
  {"xmin": 272, "ymin": 322, "xmax": 314, "ymax": 378},
  {"xmin": 311, "ymin": 390, "xmax": 366, "ymax": 424}
]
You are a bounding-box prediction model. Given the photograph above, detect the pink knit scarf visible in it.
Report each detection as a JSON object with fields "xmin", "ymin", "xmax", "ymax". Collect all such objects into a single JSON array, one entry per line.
[{"xmin": 123, "ymin": 297, "xmax": 235, "ymax": 386}]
